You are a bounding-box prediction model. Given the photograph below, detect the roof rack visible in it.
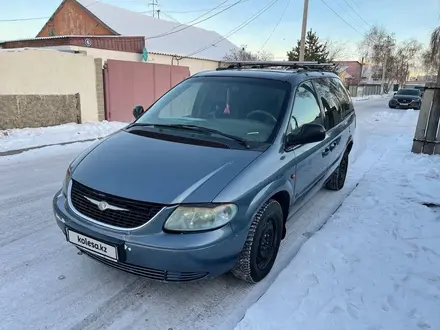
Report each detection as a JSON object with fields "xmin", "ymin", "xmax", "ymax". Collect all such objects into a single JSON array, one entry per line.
[{"xmin": 217, "ymin": 60, "xmax": 336, "ymax": 72}]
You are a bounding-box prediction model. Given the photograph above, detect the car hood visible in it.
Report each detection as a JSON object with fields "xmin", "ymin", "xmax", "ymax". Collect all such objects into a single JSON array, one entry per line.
[
  {"xmin": 71, "ymin": 130, "xmax": 261, "ymax": 204},
  {"xmin": 393, "ymin": 94, "xmax": 420, "ymax": 100}
]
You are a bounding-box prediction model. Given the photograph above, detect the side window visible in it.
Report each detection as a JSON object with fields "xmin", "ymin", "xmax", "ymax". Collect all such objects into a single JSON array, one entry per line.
[
  {"xmin": 158, "ymin": 84, "xmax": 201, "ymax": 118},
  {"xmin": 314, "ymin": 78, "xmax": 342, "ymax": 129},
  {"xmin": 289, "ymin": 81, "xmax": 323, "ymax": 134},
  {"xmin": 330, "ymin": 78, "xmax": 352, "ymax": 119}
]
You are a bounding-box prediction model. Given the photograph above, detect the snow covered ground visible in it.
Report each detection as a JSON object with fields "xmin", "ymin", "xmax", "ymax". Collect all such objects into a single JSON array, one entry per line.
[
  {"xmin": 0, "ymin": 121, "xmax": 127, "ymax": 153},
  {"xmin": 0, "ymin": 98, "xmax": 433, "ymax": 330},
  {"xmin": 235, "ymin": 111, "xmax": 440, "ymax": 329},
  {"xmin": 352, "ymin": 93, "xmax": 390, "ymax": 102}
]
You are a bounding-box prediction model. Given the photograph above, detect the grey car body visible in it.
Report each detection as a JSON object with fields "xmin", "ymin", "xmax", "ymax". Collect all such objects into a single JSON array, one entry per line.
[
  {"xmin": 53, "ymin": 63, "xmax": 356, "ymax": 283},
  {"xmin": 389, "ymin": 88, "xmax": 422, "ymax": 109}
]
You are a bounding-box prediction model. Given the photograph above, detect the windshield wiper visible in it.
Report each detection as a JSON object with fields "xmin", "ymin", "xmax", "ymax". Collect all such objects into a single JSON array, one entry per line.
[
  {"xmin": 129, "ymin": 123, "xmax": 250, "ymax": 148},
  {"xmin": 167, "ymin": 124, "xmax": 250, "ymax": 149}
]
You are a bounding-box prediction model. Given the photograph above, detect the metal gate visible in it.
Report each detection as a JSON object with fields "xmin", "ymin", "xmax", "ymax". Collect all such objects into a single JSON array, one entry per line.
[{"xmin": 103, "ymin": 59, "xmax": 190, "ymax": 122}]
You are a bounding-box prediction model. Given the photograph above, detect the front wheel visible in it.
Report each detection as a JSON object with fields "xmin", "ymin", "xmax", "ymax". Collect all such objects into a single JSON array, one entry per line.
[
  {"xmin": 231, "ymin": 200, "xmax": 283, "ymax": 283},
  {"xmin": 325, "ymin": 151, "xmax": 349, "ymax": 191}
]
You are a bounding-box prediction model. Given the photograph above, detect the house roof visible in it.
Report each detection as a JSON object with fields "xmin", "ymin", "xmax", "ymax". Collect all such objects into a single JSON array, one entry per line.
[{"xmin": 75, "ymin": 0, "xmax": 238, "ymax": 61}]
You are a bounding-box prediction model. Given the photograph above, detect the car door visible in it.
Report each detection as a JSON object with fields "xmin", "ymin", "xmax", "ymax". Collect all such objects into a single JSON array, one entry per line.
[
  {"xmin": 313, "ymin": 77, "xmax": 347, "ymax": 172},
  {"xmin": 286, "ymin": 80, "xmax": 331, "ymax": 200}
]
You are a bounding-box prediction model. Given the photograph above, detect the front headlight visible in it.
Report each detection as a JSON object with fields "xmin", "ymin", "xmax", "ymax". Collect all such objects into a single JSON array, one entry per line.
[
  {"xmin": 62, "ymin": 167, "xmax": 71, "ymax": 196},
  {"xmin": 164, "ymin": 204, "xmax": 238, "ymax": 232}
]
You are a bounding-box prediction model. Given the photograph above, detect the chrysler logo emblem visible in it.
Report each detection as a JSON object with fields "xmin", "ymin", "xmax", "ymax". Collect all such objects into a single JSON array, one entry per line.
[
  {"xmin": 98, "ymin": 201, "xmax": 108, "ymax": 211},
  {"xmin": 83, "ymin": 196, "xmax": 129, "ymax": 212}
]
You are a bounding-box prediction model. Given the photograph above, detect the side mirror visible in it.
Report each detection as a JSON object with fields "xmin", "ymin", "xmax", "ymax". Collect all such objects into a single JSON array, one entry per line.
[
  {"xmin": 133, "ymin": 105, "xmax": 145, "ymax": 120},
  {"xmin": 285, "ymin": 123, "xmax": 326, "ymax": 149}
]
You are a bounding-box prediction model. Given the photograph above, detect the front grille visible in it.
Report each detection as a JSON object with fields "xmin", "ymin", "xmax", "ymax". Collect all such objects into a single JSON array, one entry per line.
[
  {"xmin": 70, "ymin": 180, "xmax": 164, "ymax": 229},
  {"xmin": 82, "ymin": 250, "xmax": 208, "ymax": 282}
]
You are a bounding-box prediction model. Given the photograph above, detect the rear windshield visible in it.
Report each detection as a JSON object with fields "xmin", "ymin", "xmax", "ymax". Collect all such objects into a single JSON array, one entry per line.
[
  {"xmin": 397, "ymin": 89, "xmax": 420, "ymax": 96},
  {"xmin": 136, "ymin": 76, "xmax": 291, "ymax": 144}
]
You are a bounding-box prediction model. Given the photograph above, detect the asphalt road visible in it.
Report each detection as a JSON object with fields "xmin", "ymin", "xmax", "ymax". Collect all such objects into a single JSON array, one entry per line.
[{"xmin": 0, "ymin": 98, "xmax": 397, "ymax": 330}]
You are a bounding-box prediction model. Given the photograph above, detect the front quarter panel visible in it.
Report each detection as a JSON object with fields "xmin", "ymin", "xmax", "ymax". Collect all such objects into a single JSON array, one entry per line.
[{"xmin": 213, "ymin": 145, "xmax": 294, "ymax": 234}]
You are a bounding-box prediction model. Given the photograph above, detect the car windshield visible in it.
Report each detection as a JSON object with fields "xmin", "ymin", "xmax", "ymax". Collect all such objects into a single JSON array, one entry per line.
[
  {"xmin": 135, "ymin": 76, "xmax": 291, "ymax": 145},
  {"xmin": 396, "ymin": 89, "xmax": 420, "ymax": 96}
]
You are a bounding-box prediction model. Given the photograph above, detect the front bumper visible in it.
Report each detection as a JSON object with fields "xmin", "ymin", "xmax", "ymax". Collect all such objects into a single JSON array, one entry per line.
[
  {"xmin": 53, "ymin": 190, "xmax": 246, "ymax": 282},
  {"xmin": 389, "ymin": 99, "xmax": 421, "ymax": 109}
]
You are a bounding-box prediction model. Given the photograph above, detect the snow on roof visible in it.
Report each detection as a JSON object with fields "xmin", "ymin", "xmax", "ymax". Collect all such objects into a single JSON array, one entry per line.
[{"xmin": 75, "ymin": 0, "xmax": 238, "ymax": 61}]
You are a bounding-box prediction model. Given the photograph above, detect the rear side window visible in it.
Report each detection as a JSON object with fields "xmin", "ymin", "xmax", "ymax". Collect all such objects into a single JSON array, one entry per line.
[
  {"xmin": 314, "ymin": 78, "xmax": 343, "ymax": 129},
  {"xmin": 330, "ymin": 78, "xmax": 353, "ymax": 119}
]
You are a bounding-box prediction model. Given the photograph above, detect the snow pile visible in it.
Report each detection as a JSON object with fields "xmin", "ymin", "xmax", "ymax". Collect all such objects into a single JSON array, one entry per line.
[
  {"xmin": 352, "ymin": 93, "xmax": 390, "ymax": 102},
  {"xmin": 0, "ymin": 121, "xmax": 127, "ymax": 152},
  {"xmin": 235, "ymin": 113, "xmax": 440, "ymax": 330}
]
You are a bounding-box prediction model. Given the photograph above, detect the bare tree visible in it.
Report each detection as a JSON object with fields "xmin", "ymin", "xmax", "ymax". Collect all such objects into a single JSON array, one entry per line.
[
  {"xmin": 424, "ymin": 27, "xmax": 440, "ymax": 81},
  {"xmin": 223, "ymin": 45, "xmax": 258, "ymax": 61},
  {"xmin": 390, "ymin": 39, "xmax": 423, "ymax": 85},
  {"xmin": 359, "ymin": 26, "xmax": 391, "ymax": 62},
  {"xmin": 223, "ymin": 45, "xmax": 274, "ymax": 62},
  {"xmin": 326, "ymin": 40, "xmax": 350, "ymax": 61},
  {"xmin": 359, "ymin": 26, "xmax": 422, "ymax": 86},
  {"xmin": 256, "ymin": 50, "xmax": 274, "ymax": 61}
]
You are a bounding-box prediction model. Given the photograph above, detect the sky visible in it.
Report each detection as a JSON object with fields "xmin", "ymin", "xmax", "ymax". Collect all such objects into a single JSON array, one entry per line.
[{"xmin": 0, "ymin": 0, "xmax": 439, "ymax": 60}]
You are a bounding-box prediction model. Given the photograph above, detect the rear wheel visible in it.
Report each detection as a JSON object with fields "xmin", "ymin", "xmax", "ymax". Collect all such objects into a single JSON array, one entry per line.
[
  {"xmin": 231, "ymin": 200, "xmax": 283, "ymax": 283},
  {"xmin": 325, "ymin": 150, "xmax": 349, "ymax": 191}
]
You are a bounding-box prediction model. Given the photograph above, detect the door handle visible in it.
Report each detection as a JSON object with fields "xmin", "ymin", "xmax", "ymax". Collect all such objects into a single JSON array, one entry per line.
[{"xmin": 322, "ymin": 148, "xmax": 330, "ymax": 157}]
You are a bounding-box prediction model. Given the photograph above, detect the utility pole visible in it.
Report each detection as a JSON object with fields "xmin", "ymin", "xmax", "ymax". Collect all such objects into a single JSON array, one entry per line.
[
  {"xmin": 380, "ymin": 38, "xmax": 394, "ymax": 94},
  {"xmin": 299, "ymin": 0, "xmax": 309, "ymax": 61},
  {"xmin": 425, "ymin": 67, "xmax": 440, "ymax": 154},
  {"xmin": 380, "ymin": 53, "xmax": 388, "ymax": 94},
  {"xmin": 149, "ymin": 0, "xmax": 159, "ymax": 18}
]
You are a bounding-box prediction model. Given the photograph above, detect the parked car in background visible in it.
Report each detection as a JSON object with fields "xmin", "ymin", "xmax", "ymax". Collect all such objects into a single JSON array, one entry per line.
[
  {"xmin": 389, "ymin": 88, "xmax": 422, "ymax": 110},
  {"xmin": 404, "ymin": 84, "xmax": 425, "ymax": 97},
  {"xmin": 53, "ymin": 61, "xmax": 356, "ymax": 284}
]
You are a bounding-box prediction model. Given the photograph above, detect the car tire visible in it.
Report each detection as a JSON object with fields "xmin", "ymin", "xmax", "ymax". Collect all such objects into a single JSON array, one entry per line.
[
  {"xmin": 231, "ymin": 199, "xmax": 283, "ymax": 284},
  {"xmin": 389, "ymin": 104, "xmax": 396, "ymax": 109},
  {"xmin": 325, "ymin": 150, "xmax": 349, "ymax": 191}
]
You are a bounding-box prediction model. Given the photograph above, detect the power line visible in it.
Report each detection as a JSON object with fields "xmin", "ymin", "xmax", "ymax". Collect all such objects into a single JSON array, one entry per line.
[
  {"xmin": 0, "ymin": 16, "xmax": 47, "ymax": 22},
  {"xmin": 259, "ymin": 0, "xmax": 290, "ymax": 52},
  {"xmin": 160, "ymin": 12, "xmax": 180, "ymax": 23},
  {"xmin": 331, "ymin": 0, "xmax": 368, "ymax": 33},
  {"xmin": 318, "ymin": 0, "xmax": 365, "ymax": 36},
  {"xmin": 163, "ymin": 0, "xmax": 251, "ymax": 14},
  {"xmin": 339, "ymin": 0, "xmax": 371, "ymax": 29},
  {"xmin": 146, "ymin": 0, "xmax": 245, "ymax": 40},
  {"xmin": 0, "ymin": 0, "xmax": 103, "ymax": 22},
  {"xmin": 0, "ymin": 0, "xmax": 228, "ymax": 23},
  {"xmin": 182, "ymin": 0, "xmax": 280, "ymax": 59},
  {"xmin": 141, "ymin": 0, "xmax": 229, "ymax": 34}
]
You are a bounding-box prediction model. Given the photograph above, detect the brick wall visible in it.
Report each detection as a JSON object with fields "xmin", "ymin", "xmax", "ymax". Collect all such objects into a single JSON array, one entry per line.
[
  {"xmin": 37, "ymin": 0, "xmax": 114, "ymax": 37},
  {"xmin": 0, "ymin": 94, "xmax": 81, "ymax": 130},
  {"xmin": 94, "ymin": 58, "xmax": 105, "ymax": 121},
  {"xmin": 337, "ymin": 61, "xmax": 362, "ymax": 85}
]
